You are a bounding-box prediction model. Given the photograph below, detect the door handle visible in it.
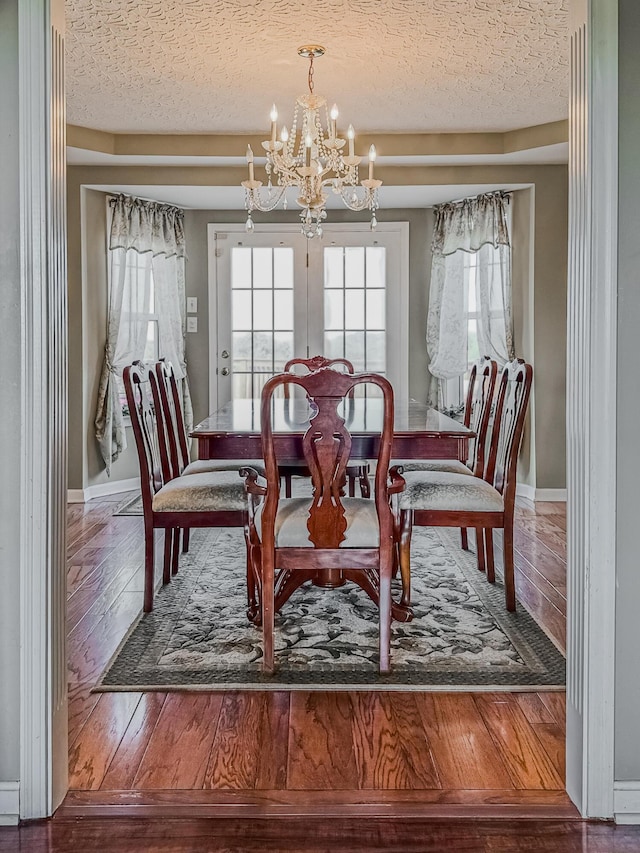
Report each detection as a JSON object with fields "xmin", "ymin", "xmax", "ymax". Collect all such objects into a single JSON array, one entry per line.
[
  {"xmin": 221, "ymin": 367, "xmax": 230, "ymax": 376},
  {"xmin": 221, "ymin": 350, "xmax": 230, "ymax": 359}
]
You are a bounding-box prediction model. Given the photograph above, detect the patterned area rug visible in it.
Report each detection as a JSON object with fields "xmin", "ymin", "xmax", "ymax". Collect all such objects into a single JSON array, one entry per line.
[
  {"xmin": 113, "ymin": 493, "xmax": 143, "ymax": 515},
  {"xmin": 96, "ymin": 526, "xmax": 565, "ymax": 691}
]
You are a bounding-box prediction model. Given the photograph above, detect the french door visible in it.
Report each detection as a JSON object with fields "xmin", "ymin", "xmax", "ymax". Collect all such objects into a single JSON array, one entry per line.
[{"xmin": 209, "ymin": 223, "xmax": 408, "ymax": 409}]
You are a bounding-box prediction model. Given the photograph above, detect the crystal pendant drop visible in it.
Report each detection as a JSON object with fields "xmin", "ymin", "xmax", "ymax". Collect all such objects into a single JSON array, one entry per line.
[
  {"xmin": 245, "ymin": 215, "xmax": 255, "ymax": 234},
  {"xmin": 370, "ymin": 214, "xmax": 378, "ymax": 231}
]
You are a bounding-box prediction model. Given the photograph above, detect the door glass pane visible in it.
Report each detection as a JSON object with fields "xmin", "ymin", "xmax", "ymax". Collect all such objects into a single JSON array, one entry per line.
[
  {"xmin": 253, "ymin": 290, "xmax": 273, "ymax": 331},
  {"xmin": 232, "ymin": 248, "xmax": 252, "ymax": 288},
  {"xmin": 366, "ymin": 289, "xmax": 385, "ymax": 329},
  {"xmin": 324, "ymin": 247, "xmax": 344, "ymax": 288},
  {"xmin": 324, "ymin": 331, "xmax": 343, "ymax": 359},
  {"xmin": 252, "ymin": 332, "xmax": 273, "ymax": 373},
  {"xmin": 252, "ymin": 248, "xmax": 273, "ymax": 288},
  {"xmin": 232, "ymin": 290, "xmax": 252, "ymax": 330},
  {"xmin": 324, "ymin": 290, "xmax": 344, "ymax": 330},
  {"xmin": 366, "ymin": 331, "xmax": 385, "ymax": 372},
  {"xmin": 273, "ymin": 248, "xmax": 294, "ymax": 288},
  {"xmin": 366, "ymin": 247, "xmax": 385, "ymax": 288},
  {"xmin": 273, "ymin": 290, "xmax": 293, "ymax": 331},
  {"xmin": 345, "ymin": 330, "xmax": 365, "ymax": 371},
  {"xmin": 274, "ymin": 332, "xmax": 294, "ymax": 371},
  {"xmin": 232, "ymin": 331, "xmax": 251, "ymax": 373},
  {"xmin": 345, "ymin": 290, "xmax": 365, "ymax": 329},
  {"xmin": 344, "ymin": 247, "xmax": 365, "ymax": 288}
]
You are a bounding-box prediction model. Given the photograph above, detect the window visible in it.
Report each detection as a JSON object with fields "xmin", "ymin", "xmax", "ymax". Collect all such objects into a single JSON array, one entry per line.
[
  {"xmin": 110, "ymin": 248, "xmax": 160, "ymax": 418},
  {"xmin": 441, "ymin": 247, "xmax": 508, "ymax": 416}
]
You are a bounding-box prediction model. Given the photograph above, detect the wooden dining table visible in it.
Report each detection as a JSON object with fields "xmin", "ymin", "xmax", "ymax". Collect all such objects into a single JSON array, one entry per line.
[
  {"xmin": 191, "ymin": 397, "xmax": 474, "ymax": 463},
  {"xmin": 191, "ymin": 397, "xmax": 474, "ymax": 623}
]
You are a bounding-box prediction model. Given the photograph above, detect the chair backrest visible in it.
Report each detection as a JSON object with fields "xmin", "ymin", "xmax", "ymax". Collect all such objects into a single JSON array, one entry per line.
[
  {"xmin": 484, "ymin": 359, "xmax": 533, "ymax": 501},
  {"xmin": 260, "ymin": 368, "xmax": 395, "ymax": 549},
  {"xmin": 282, "ymin": 356, "xmax": 354, "ymax": 399},
  {"xmin": 464, "ymin": 356, "xmax": 498, "ymax": 475},
  {"xmin": 122, "ymin": 362, "xmax": 171, "ymax": 510},
  {"xmin": 154, "ymin": 360, "xmax": 189, "ymax": 478}
]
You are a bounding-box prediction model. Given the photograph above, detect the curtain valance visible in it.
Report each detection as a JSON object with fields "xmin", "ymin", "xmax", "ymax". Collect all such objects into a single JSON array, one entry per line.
[
  {"xmin": 109, "ymin": 194, "xmax": 186, "ymax": 259},
  {"xmin": 432, "ymin": 191, "xmax": 511, "ymax": 256}
]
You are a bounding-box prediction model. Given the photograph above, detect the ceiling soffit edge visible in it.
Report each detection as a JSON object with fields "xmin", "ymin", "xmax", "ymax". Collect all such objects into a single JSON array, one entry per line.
[{"xmin": 67, "ymin": 121, "xmax": 568, "ymax": 159}]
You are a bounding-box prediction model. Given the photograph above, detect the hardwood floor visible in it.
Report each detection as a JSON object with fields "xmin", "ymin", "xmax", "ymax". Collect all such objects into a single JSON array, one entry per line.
[
  {"xmin": 64, "ymin": 493, "xmax": 572, "ymax": 818},
  {"xmin": 4, "ymin": 817, "xmax": 640, "ymax": 852}
]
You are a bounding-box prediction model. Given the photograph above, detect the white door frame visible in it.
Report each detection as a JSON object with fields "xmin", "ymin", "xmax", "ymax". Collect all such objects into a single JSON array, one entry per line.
[
  {"xmin": 17, "ymin": 0, "xmax": 68, "ymax": 821},
  {"xmin": 207, "ymin": 222, "xmax": 409, "ymax": 412},
  {"xmin": 17, "ymin": 0, "xmax": 624, "ymax": 821},
  {"xmin": 564, "ymin": 0, "xmax": 618, "ymax": 818}
]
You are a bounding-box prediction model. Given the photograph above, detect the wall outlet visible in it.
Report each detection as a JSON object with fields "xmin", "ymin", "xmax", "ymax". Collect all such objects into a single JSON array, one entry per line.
[
  {"xmin": 186, "ymin": 296, "xmax": 198, "ymax": 313},
  {"xmin": 187, "ymin": 316, "xmax": 198, "ymax": 333}
]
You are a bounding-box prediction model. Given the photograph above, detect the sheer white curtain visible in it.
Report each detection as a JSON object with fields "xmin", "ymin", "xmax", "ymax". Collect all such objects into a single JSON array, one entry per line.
[
  {"xmin": 94, "ymin": 194, "xmax": 189, "ymax": 473},
  {"xmin": 426, "ymin": 191, "xmax": 514, "ymax": 407}
]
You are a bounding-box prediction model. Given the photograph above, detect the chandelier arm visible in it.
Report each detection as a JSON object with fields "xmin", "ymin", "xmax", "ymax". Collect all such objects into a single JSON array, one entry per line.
[
  {"xmin": 338, "ymin": 186, "xmax": 376, "ymax": 212},
  {"xmin": 245, "ymin": 186, "xmax": 288, "ymax": 213}
]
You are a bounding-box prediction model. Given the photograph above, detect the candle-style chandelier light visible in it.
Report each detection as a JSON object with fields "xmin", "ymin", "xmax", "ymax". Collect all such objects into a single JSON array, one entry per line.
[{"xmin": 242, "ymin": 45, "xmax": 382, "ymax": 239}]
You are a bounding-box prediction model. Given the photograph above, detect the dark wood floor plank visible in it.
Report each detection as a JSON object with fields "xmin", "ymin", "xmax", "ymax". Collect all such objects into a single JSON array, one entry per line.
[
  {"xmin": 414, "ymin": 693, "xmax": 514, "ymax": 789},
  {"xmin": 287, "ymin": 692, "xmax": 359, "ymax": 790},
  {"xmin": 203, "ymin": 691, "xmax": 289, "ymax": 790},
  {"xmin": 26, "ymin": 814, "xmax": 640, "ymax": 853},
  {"xmin": 529, "ymin": 721, "xmax": 566, "ymax": 781},
  {"xmin": 132, "ymin": 693, "xmax": 224, "ymax": 789},
  {"xmin": 100, "ymin": 693, "xmax": 168, "ymax": 790},
  {"xmin": 350, "ymin": 692, "xmax": 440, "ymax": 790},
  {"xmin": 473, "ymin": 694, "xmax": 564, "ymax": 790},
  {"xmin": 68, "ymin": 692, "xmax": 143, "ymax": 790}
]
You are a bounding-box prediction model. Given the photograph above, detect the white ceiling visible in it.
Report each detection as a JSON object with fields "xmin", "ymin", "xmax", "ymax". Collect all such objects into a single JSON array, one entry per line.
[
  {"xmin": 65, "ymin": 0, "xmax": 569, "ymax": 135},
  {"xmin": 84, "ymin": 183, "xmax": 532, "ymax": 210}
]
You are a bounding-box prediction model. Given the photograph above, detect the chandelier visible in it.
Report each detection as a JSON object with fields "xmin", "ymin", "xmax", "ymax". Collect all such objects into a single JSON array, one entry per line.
[{"xmin": 242, "ymin": 45, "xmax": 382, "ymax": 239}]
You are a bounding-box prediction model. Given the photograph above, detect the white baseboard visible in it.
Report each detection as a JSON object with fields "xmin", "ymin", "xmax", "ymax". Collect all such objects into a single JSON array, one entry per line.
[
  {"xmin": 67, "ymin": 476, "xmax": 140, "ymax": 504},
  {"xmin": 0, "ymin": 782, "xmax": 19, "ymax": 825},
  {"xmin": 614, "ymin": 782, "xmax": 640, "ymax": 824},
  {"xmin": 516, "ymin": 484, "xmax": 567, "ymax": 503}
]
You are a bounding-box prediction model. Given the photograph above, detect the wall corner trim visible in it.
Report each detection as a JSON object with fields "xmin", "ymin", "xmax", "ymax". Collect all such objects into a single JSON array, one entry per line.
[
  {"xmin": 0, "ymin": 782, "xmax": 20, "ymax": 826},
  {"xmin": 614, "ymin": 782, "xmax": 640, "ymax": 825}
]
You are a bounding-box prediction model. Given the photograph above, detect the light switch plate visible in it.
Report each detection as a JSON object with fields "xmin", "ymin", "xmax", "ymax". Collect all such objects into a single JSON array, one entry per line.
[
  {"xmin": 187, "ymin": 316, "xmax": 198, "ymax": 333},
  {"xmin": 186, "ymin": 296, "xmax": 198, "ymax": 313}
]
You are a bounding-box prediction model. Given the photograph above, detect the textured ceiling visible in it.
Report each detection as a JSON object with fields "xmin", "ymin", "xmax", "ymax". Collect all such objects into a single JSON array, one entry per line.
[{"xmin": 65, "ymin": 0, "xmax": 569, "ymax": 135}]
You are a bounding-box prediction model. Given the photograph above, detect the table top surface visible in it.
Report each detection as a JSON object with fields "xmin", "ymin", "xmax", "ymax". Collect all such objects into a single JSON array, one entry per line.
[{"xmin": 191, "ymin": 398, "xmax": 474, "ymax": 439}]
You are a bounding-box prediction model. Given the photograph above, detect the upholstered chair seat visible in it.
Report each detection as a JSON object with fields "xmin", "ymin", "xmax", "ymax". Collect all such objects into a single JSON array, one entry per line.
[
  {"xmin": 151, "ymin": 470, "xmax": 251, "ymax": 513},
  {"xmin": 399, "ymin": 470, "xmax": 504, "ymax": 513},
  {"xmin": 255, "ymin": 497, "xmax": 380, "ymax": 548},
  {"xmin": 392, "ymin": 459, "xmax": 472, "ymax": 476},
  {"xmin": 182, "ymin": 458, "xmax": 266, "ymax": 477}
]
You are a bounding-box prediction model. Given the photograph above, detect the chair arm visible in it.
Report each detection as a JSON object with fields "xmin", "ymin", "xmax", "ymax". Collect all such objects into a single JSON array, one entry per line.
[
  {"xmin": 388, "ymin": 465, "xmax": 406, "ymax": 495},
  {"xmin": 239, "ymin": 466, "xmax": 268, "ymax": 497}
]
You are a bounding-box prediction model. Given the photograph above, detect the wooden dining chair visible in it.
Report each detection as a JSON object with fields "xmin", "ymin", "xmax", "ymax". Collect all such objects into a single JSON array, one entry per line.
[
  {"xmin": 395, "ymin": 359, "xmax": 532, "ymax": 611},
  {"xmin": 123, "ymin": 362, "xmax": 250, "ymax": 612},
  {"xmin": 242, "ymin": 368, "xmax": 405, "ymax": 674},
  {"xmin": 280, "ymin": 355, "xmax": 371, "ymax": 498},
  {"xmin": 393, "ymin": 356, "xmax": 498, "ymax": 552},
  {"xmin": 154, "ymin": 360, "xmax": 265, "ymax": 554}
]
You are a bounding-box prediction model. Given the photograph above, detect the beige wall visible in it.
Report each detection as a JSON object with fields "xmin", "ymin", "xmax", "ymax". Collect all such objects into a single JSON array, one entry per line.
[{"xmin": 67, "ymin": 163, "xmax": 567, "ymax": 492}]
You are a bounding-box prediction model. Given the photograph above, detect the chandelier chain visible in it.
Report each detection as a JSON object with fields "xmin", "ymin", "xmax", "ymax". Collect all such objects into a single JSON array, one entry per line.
[{"xmin": 308, "ymin": 56, "xmax": 314, "ymax": 95}]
